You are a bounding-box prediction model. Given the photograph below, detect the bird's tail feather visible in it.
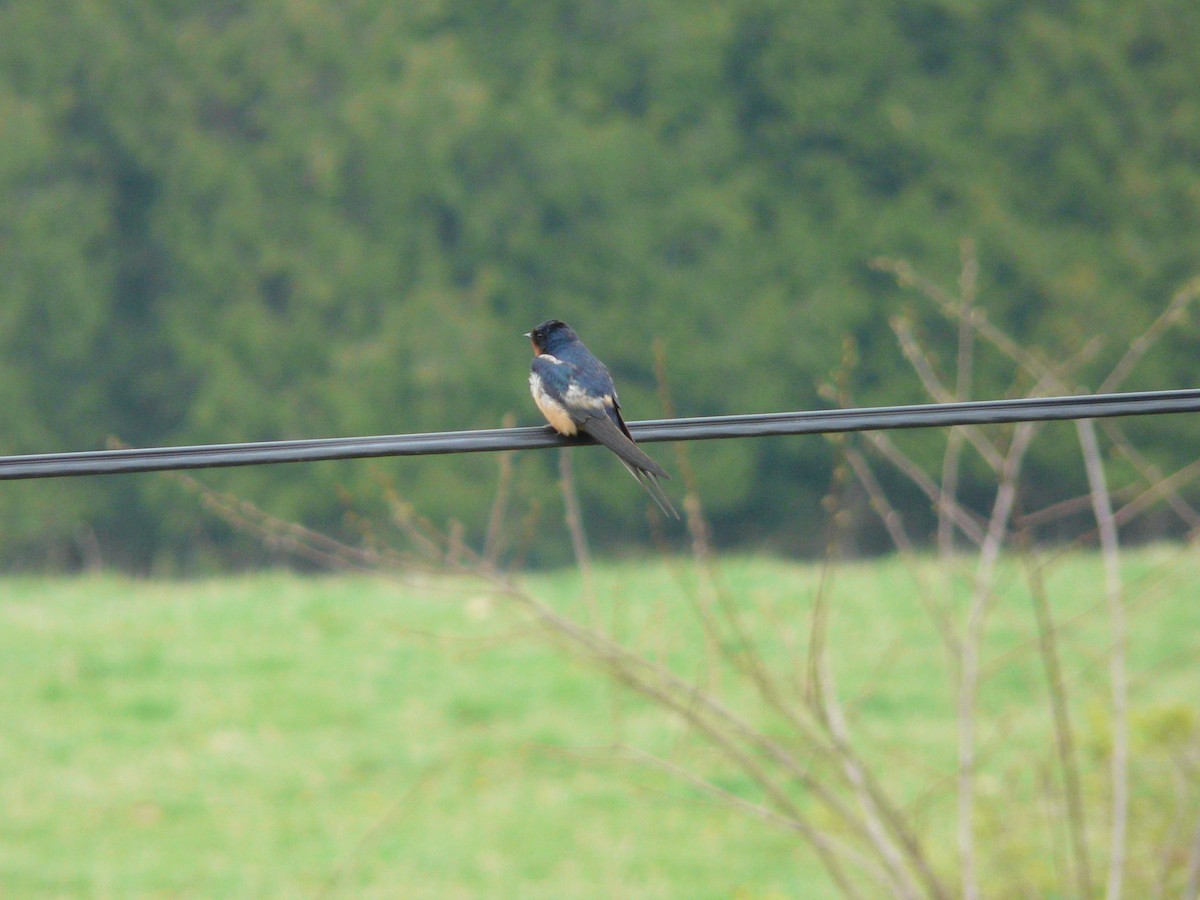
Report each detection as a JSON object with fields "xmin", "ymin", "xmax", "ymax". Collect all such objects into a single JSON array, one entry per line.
[
  {"xmin": 581, "ymin": 415, "xmax": 679, "ymax": 518},
  {"xmin": 620, "ymin": 460, "xmax": 680, "ymax": 519},
  {"xmin": 582, "ymin": 415, "xmax": 669, "ymax": 478}
]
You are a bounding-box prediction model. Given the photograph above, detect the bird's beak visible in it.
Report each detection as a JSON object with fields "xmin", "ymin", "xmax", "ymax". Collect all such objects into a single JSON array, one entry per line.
[{"xmin": 523, "ymin": 332, "xmax": 531, "ymax": 339}]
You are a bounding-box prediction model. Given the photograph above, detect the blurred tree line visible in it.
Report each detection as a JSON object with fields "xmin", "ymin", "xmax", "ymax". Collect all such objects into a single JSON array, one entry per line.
[{"xmin": 0, "ymin": 0, "xmax": 1198, "ymax": 569}]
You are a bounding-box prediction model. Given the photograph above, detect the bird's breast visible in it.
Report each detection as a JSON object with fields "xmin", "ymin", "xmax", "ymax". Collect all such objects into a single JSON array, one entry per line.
[{"xmin": 530, "ymin": 372, "xmax": 579, "ymax": 436}]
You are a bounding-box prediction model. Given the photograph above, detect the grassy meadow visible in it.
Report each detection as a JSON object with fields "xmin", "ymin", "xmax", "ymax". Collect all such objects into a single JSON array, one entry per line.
[{"xmin": 0, "ymin": 548, "xmax": 1197, "ymax": 897}]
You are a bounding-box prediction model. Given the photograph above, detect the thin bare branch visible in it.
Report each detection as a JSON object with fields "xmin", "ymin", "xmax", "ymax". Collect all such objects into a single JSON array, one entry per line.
[
  {"xmin": 1017, "ymin": 530, "xmax": 1094, "ymax": 899},
  {"xmin": 1077, "ymin": 420, "xmax": 1129, "ymax": 900},
  {"xmin": 1184, "ymin": 810, "xmax": 1200, "ymax": 900},
  {"xmin": 940, "ymin": 239, "xmax": 980, "ymax": 558},
  {"xmin": 1100, "ymin": 276, "xmax": 1200, "ymax": 393},
  {"xmin": 846, "ymin": 447, "xmax": 959, "ymax": 658},
  {"xmin": 891, "ymin": 316, "xmax": 1001, "ymax": 470},
  {"xmin": 655, "ymin": 338, "xmax": 800, "ymax": 731},
  {"xmin": 807, "ymin": 449, "xmax": 849, "ymax": 715},
  {"xmin": 814, "ymin": 605, "xmax": 953, "ymax": 900},
  {"xmin": 872, "ymin": 258, "xmax": 961, "ymax": 313},
  {"xmin": 958, "ymin": 420, "xmax": 1038, "ymax": 900},
  {"xmin": 1102, "ymin": 421, "xmax": 1200, "ymax": 530},
  {"xmin": 496, "ymin": 580, "xmax": 879, "ymax": 846},
  {"xmin": 545, "ymin": 621, "xmax": 870, "ymax": 897},
  {"xmin": 862, "ymin": 430, "xmax": 988, "ymax": 545},
  {"xmin": 814, "ymin": 420, "xmax": 951, "ymax": 900},
  {"xmin": 1113, "ymin": 456, "xmax": 1200, "ymax": 531},
  {"xmin": 482, "ymin": 414, "xmax": 517, "ymax": 568},
  {"xmin": 877, "ymin": 259, "xmax": 1184, "ymax": 900},
  {"xmin": 1014, "ymin": 484, "xmax": 1139, "ymax": 530},
  {"xmin": 558, "ymin": 447, "xmax": 597, "ymax": 615},
  {"xmin": 1012, "ymin": 452, "xmax": 1200, "ymax": 552},
  {"xmin": 816, "ymin": 651, "xmax": 923, "ymax": 900}
]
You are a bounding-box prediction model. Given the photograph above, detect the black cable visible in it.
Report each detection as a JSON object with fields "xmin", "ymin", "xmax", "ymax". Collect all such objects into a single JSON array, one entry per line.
[{"xmin": 2, "ymin": 388, "xmax": 1199, "ymax": 481}]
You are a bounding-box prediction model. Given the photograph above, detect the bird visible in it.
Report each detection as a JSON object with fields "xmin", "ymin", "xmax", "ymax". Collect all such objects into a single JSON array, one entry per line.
[{"xmin": 525, "ymin": 319, "xmax": 678, "ymax": 519}]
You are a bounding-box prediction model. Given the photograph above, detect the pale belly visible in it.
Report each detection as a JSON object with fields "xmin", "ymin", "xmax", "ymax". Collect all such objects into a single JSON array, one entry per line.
[{"xmin": 530, "ymin": 373, "xmax": 579, "ymax": 435}]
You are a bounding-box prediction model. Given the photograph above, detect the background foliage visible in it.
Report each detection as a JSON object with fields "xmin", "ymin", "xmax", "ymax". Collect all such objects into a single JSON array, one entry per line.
[{"xmin": 1, "ymin": 0, "xmax": 1198, "ymax": 568}]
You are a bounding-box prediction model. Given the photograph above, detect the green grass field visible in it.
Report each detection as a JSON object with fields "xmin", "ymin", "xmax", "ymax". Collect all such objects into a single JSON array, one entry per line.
[{"xmin": 0, "ymin": 549, "xmax": 1197, "ymax": 897}]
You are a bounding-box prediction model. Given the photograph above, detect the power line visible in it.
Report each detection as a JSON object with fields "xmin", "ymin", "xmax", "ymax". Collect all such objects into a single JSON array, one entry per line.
[{"xmin": 2, "ymin": 388, "xmax": 1199, "ymax": 482}]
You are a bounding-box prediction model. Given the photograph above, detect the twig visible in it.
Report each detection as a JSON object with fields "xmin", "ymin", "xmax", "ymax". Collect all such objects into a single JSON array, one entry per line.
[
  {"xmin": 844, "ymin": 447, "xmax": 959, "ymax": 658},
  {"xmin": 1101, "ymin": 421, "xmax": 1200, "ymax": 530},
  {"xmin": 619, "ymin": 744, "xmax": 888, "ymax": 896},
  {"xmin": 1113, "ymin": 457, "xmax": 1200, "ymax": 531},
  {"xmin": 814, "ymin": 429, "xmax": 950, "ymax": 900},
  {"xmin": 950, "ymin": 241, "xmax": 981, "ymax": 561},
  {"xmin": 1014, "ymin": 484, "xmax": 1139, "ymax": 530},
  {"xmin": 890, "ymin": 315, "xmax": 1001, "ymax": 471},
  {"xmin": 807, "ymin": 445, "xmax": 849, "ymax": 715},
  {"xmin": 1076, "ymin": 419, "xmax": 1129, "ymax": 900},
  {"xmin": 957, "ymin": 419, "xmax": 1037, "ymax": 900},
  {"xmin": 655, "ymin": 338, "xmax": 832, "ymax": 776},
  {"xmin": 861, "ymin": 430, "xmax": 988, "ymax": 546},
  {"xmin": 316, "ymin": 760, "xmax": 444, "ymax": 898},
  {"xmin": 815, "ymin": 653, "xmax": 923, "ymax": 900},
  {"xmin": 482, "ymin": 414, "xmax": 517, "ymax": 568},
  {"xmin": 559, "ymin": 447, "xmax": 597, "ymax": 619},
  {"xmin": 1154, "ymin": 764, "xmax": 1197, "ymax": 899},
  {"xmin": 806, "ymin": 438, "xmax": 915, "ymax": 898},
  {"xmin": 1099, "ymin": 276, "xmax": 1200, "ymax": 393},
  {"xmin": 1184, "ymin": 809, "xmax": 1200, "ymax": 900},
  {"xmin": 1036, "ymin": 762, "xmax": 1072, "ymax": 897},
  {"xmin": 495, "ymin": 578, "xmax": 884, "ymax": 850},
  {"xmin": 1017, "ymin": 529, "xmax": 1094, "ymax": 899},
  {"xmin": 878, "ymin": 259, "xmax": 1196, "ymax": 900},
  {"xmin": 654, "ymin": 338, "xmax": 757, "ymax": 701},
  {"xmin": 575, "ymin": 633, "xmax": 866, "ymax": 897}
]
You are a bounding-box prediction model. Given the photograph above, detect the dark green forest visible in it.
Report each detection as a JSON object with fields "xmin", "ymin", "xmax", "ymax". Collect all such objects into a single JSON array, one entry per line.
[{"xmin": 2, "ymin": 0, "xmax": 1199, "ymax": 569}]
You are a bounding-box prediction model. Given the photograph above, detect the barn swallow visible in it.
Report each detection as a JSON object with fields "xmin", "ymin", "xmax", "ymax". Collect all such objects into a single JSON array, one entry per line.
[{"xmin": 526, "ymin": 319, "xmax": 678, "ymax": 518}]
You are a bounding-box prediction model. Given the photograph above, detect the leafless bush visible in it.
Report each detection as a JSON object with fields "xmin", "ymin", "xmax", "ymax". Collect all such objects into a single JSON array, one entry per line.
[{"xmin": 178, "ymin": 252, "xmax": 1200, "ymax": 898}]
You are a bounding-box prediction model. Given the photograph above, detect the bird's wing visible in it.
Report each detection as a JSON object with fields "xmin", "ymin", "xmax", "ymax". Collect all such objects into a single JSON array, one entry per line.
[
  {"xmin": 530, "ymin": 355, "xmax": 577, "ymax": 404},
  {"xmin": 531, "ymin": 355, "xmax": 586, "ymax": 434},
  {"xmin": 579, "ymin": 410, "xmax": 667, "ymax": 478},
  {"xmin": 533, "ymin": 355, "xmax": 678, "ymax": 518}
]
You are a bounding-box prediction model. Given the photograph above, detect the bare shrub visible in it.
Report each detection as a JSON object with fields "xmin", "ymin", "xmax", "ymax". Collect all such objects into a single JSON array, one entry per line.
[{"xmin": 178, "ymin": 256, "xmax": 1200, "ymax": 898}]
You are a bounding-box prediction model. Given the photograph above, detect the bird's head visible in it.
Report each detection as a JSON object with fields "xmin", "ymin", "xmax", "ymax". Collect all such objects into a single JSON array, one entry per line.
[{"xmin": 525, "ymin": 319, "xmax": 578, "ymax": 355}]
